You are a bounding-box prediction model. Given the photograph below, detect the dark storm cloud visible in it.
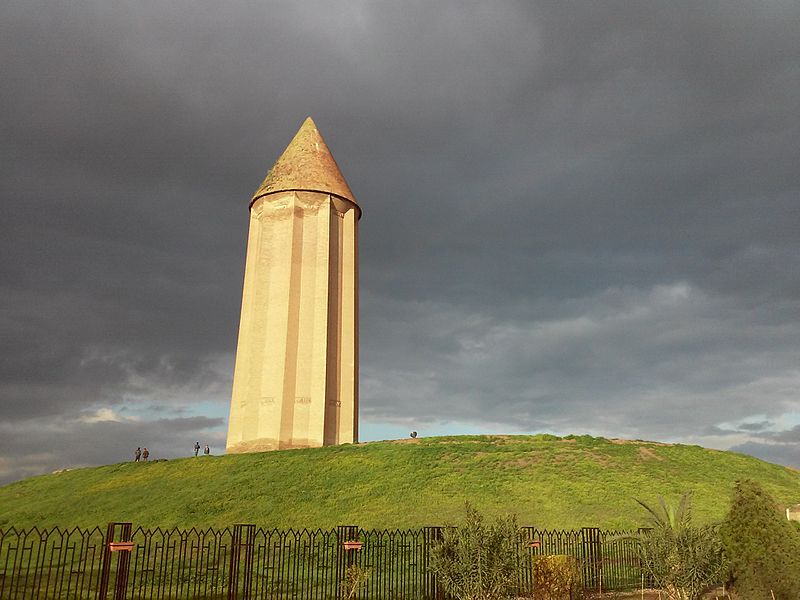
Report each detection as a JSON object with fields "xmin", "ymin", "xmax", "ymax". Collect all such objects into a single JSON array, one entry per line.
[
  {"xmin": 730, "ymin": 441, "xmax": 800, "ymax": 471},
  {"xmin": 736, "ymin": 421, "xmax": 774, "ymax": 432},
  {"xmin": 1, "ymin": 1, "xmax": 799, "ymax": 484}
]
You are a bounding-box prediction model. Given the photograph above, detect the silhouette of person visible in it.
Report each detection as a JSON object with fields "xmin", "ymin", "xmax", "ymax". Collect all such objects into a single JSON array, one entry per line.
[
  {"xmin": 135, "ymin": 447, "xmax": 141, "ymax": 462},
  {"xmin": 194, "ymin": 441, "xmax": 201, "ymax": 457},
  {"xmin": 142, "ymin": 448, "xmax": 149, "ymax": 461}
]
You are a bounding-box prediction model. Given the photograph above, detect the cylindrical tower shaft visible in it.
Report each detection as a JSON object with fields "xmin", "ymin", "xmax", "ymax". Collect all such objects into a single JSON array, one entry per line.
[{"xmin": 226, "ymin": 118, "xmax": 359, "ymax": 453}]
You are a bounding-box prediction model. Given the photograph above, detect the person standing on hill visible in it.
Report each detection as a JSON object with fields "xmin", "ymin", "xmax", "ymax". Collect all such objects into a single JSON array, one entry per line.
[
  {"xmin": 204, "ymin": 444, "xmax": 210, "ymax": 456},
  {"xmin": 142, "ymin": 448, "xmax": 149, "ymax": 461},
  {"xmin": 194, "ymin": 441, "xmax": 201, "ymax": 457},
  {"xmin": 134, "ymin": 447, "xmax": 141, "ymax": 462}
]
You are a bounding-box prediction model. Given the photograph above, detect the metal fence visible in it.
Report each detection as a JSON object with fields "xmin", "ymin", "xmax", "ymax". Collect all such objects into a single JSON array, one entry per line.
[{"xmin": 0, "ymin": 524, "xmax": 643, "ymax": 599}]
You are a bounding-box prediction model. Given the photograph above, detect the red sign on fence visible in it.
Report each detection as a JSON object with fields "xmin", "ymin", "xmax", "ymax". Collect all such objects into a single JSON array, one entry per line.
[{"xmin": 109, "ymin": 541, "xmax": 135, "ymax": 552}]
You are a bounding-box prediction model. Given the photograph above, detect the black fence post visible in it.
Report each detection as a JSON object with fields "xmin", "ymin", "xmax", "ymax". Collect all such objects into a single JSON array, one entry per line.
[
  {"xmin": 113, "ymin": 523, "xmax": 132, "ymax": 600},
  {"xmin": 520, "ymin": 526, "xmax": 537, "ymax": 598},
  {"xmin": 97, "ymin": 522, "xmax": 133, "ymax": 600},
  {"xmin": 98, "ymin": 523, "xmax": 114, "ymax": 600},
  {"xmin": 228, "ymin": 524, "xmax": 255, "ymax": 600},
  {"xmin": 423, "ymin": 526, "xmax": 444, "ymax": 600},
  {"xmin": 336, "ymin": 525, "xmax": 359, "ymax": 599},
  {"xmin": 580, "ymin": 527, "xmax": 601, "ymax": 591}
]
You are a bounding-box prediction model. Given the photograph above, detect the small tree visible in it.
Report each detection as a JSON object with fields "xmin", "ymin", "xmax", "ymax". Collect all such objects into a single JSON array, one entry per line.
[
  {"xmin": 627, "ymin": 492, "xmax": 727, "ymax": 600},
  {"xmin": 720, "ymin": 479, "xmax": 800, "ymax": 600},
  {"xmin": 428, "ymin": 503, "xmax": 524, "ymax": 600}
]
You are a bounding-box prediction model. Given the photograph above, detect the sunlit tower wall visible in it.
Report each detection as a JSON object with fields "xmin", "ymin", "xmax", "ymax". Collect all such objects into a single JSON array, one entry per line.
[{"xmin": 226, "ymin": 118, "xmax": 360, "ymax": 453}]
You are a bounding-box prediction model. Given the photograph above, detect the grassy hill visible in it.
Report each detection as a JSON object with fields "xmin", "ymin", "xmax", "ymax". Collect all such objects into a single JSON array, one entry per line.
[{"xmin": 1, "ymin": 435, "xmax": 798, "ymax": 530}]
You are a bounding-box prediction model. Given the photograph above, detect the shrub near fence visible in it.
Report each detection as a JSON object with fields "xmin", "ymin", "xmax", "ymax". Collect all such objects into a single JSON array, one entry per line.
[{"xmin": 0, "ymin": 524, "xmax": 643, "ymax": 599}]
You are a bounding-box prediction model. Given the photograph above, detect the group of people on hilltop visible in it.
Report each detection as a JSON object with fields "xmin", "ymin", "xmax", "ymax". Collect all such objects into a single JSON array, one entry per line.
[
  {"xmin": 133, "ymin": 442, "xmax": 212, "ymax": 462},
  {"xmin": 193, "ymin": 441, "xmax": 211, "ymax": 457}
]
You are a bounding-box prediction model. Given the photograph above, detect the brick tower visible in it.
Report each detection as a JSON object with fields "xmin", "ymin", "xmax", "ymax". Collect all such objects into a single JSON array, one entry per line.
[{"xmin": 226, "ymin": 118, "xmax": 359, "ymax": 453}]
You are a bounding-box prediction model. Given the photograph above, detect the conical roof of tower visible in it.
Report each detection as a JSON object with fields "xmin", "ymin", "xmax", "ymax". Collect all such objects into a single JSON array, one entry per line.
[{"xmin": 252, "ymin": 117, "xmax": 358, "ymax": 209}]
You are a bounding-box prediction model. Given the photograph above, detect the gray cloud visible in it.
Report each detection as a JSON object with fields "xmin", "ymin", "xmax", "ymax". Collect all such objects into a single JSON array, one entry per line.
[
  {"xmin": 2, "ymin": 1, "xmax": 799, "ymax": 484},
  {"xmin": 0, "ymin": 413, "xmax": 226, "ymax": 485}
]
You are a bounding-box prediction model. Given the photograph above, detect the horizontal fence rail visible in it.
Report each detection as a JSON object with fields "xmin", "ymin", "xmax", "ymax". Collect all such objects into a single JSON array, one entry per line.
[{"xmin": 0, "ymin": 524, "xmax": 643, "ymax": 599}]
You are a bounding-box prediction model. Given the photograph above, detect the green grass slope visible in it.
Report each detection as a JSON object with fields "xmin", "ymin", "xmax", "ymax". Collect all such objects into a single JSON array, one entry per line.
[{"xmin": 1, "ymin": 435, "xmax": 798, "ymax": 530}]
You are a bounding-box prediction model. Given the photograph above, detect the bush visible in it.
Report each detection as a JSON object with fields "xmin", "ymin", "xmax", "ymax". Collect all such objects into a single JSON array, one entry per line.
[
  {"xmin": 720, "ymin": 479, "xmax": 800, "ymax": 600},
  {"xmin": 637, "ymin": 522, "xmax": 727, "ymax": 600},
  {"xmin": 532, "ymin": 554, "xmax": 583, "ymax": 600},
  {"xmin": 339, "ymin": 563, "xmax": 369, "ymax": 600},
  {"xmin": 629, "ymin": 492, "xmax": 727, "ymax": 600},
  {"xmin": 428, "ymin": 503, "xmax": 524, "ymax": 600}
]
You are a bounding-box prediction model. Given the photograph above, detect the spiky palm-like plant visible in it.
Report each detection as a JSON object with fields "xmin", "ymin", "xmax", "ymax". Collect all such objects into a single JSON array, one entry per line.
[
  {"xmin": 625, "ymin": 492, "xmax": 727, "ymax": 600},
  {"xmin": 635, "ymin": 491, "xmax": 693, "ymax": 531}
]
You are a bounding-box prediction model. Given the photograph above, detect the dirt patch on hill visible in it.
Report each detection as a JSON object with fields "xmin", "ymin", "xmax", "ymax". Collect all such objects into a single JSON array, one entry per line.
[
  {"xmin": 638, "ymin": 447, "xmax": 664, "ymax": 461},
  {"xmin": 588, "ymin": 451, "xmax": 613, "ymax": 466},
  {"xmin": 512, "ymin": 456, "xmax": 544, "ymax": 468},
  {"xmin": 611, "ymin": 438, "xmax": 673, "ymax": 447}
]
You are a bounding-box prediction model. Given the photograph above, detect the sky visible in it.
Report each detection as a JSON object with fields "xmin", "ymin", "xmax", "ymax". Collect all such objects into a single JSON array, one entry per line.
[{"xmin": 1, "ymin": 1, "xmax": 799, "ymax": 485}]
